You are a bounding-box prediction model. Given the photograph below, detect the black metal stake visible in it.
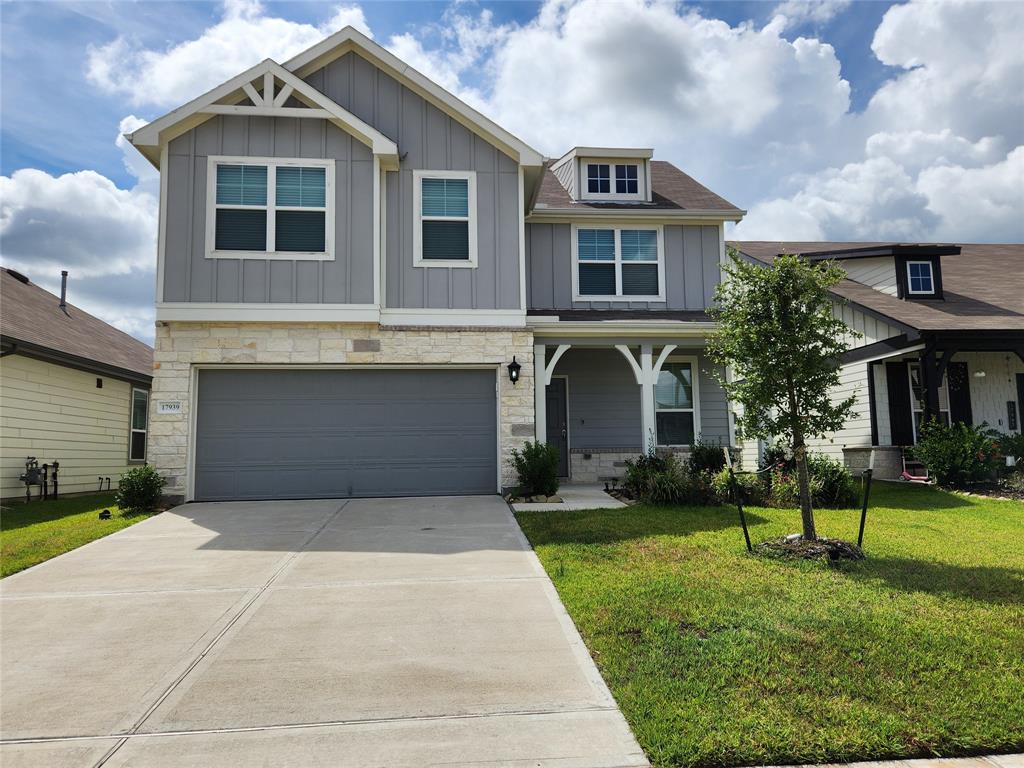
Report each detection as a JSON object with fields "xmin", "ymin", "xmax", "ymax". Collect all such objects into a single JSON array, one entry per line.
[
  {"xmin": 52, "ymin": 461, "xmax": 59, "ymax": 500},
  {"xmin": 41, "ymin": 464, "xmax": 49, "ymax": 501},
  {"xmin": 857, "ymin": 468, "xmax": 873, "ymax": 549},
  {"xmin": 730, "ymin": 467, "xmax": 753, "ymax": 553}
]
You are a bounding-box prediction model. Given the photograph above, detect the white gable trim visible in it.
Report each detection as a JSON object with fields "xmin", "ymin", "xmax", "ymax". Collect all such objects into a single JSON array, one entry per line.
[
  {"xmin": 283, "ymin": 27, "xmax": 544, "ymax": 168},
  {"xmin": 128, "ymin": 58, "xmax": 398, "ymax": 169}
]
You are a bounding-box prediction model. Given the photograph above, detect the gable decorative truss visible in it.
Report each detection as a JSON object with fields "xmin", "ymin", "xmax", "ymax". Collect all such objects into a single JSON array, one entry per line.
[
  {"xmin": 283, "ymin": 27, "xmax": 544, "ymax": 170},
  {"xmin": 128, "ymin": 58, "xmax": 399, "ymax": 170}
]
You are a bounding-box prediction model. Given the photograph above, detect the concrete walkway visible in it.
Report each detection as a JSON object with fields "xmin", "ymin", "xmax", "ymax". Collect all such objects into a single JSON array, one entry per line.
[
  {"xmin": 510, "ymin": 483, "xmax": 627, "ymax": 512},
  {"xmin": 1, "ymin": 496, "xmax": 647, "ymax": 768}
]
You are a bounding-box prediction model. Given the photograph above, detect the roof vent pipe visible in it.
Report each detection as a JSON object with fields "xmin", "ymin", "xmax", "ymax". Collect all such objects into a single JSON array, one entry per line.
[{"xmin": 59, "ymin": 270, "xmax": 70, "ymax": 316}]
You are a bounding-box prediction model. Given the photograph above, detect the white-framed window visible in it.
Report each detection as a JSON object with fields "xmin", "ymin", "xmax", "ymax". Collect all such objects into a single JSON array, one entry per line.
[
  {"xmin": 908, "ymin": 362, "xmax": 950, "ymax": 442},
  {"xmin": 129, "ymin": 388, "xmax": 149, "ymax": 462},
  {"xmin": 572, "ymin": 224, "xmax": 664, "ymax": 301},
  {"xmin": 583, "ymin": 162, "xmax": 643, "ymax": 199},
  {"xmin": 655, "ymin": 356, "xmax": 702, "ymax": 447},
  {"xmin": 906, "ymin": 261, "xmax": 935, "ymax": 294},
  {"xmin": 413, "ymin": 170, "xmax": 477, "ymax": 268},
  {"xmin": 205, "ymin": 156, "xmax": 334, "ymax": 260}
]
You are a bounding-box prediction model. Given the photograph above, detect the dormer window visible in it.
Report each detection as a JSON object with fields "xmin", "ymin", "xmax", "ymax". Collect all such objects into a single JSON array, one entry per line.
[
  {"xmin": 615, "ymin": 164, "xmax": 638, "ymax": 194},
  {"xmin": 906, "ymin": 261, "xmax": 935, "ymax": 295},
  {"xmin": 587, "ymin": 164, "xmax": 611, "ymax": 194},
  {"xmin": 586, "ymin": 163, "xmax": 640, "ymax": 196}
]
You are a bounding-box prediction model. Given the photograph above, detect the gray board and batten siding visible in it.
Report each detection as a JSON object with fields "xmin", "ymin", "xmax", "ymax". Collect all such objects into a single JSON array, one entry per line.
[
  {"xmin": 526, "ymin": 223, "xmax": 721, "ymax": 310},
  {"xmin": 309, "ymin": 51, "xmax": 523, "ymax": 311},
  {"xmin": 162, "ymin": 50, "xmax": 523, "ymax": 310},
  {"xmin": 164, "ymin": 117, "xmax": 375, "ymax": 304}
]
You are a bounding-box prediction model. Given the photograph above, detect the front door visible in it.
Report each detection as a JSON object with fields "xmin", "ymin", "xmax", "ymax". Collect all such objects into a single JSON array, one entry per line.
[{"xmin": 545, "ymin": 378, "xmax": 569, "ymax": 477}]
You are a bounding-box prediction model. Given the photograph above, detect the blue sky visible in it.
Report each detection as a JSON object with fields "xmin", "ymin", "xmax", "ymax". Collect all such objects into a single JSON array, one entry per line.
[{"xmin": 1, "ymin": 0, "xmax": 1021, "ymax": 343}]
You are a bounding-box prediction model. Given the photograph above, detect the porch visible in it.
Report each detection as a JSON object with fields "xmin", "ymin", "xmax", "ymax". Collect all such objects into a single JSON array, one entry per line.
[
  {"xmin": 532, "ymin": 339, "xmax": 733, "ymax": 483},
  {"xmin": 850, "ymin": 333, "xmax": 1024, "ymax": 478}
]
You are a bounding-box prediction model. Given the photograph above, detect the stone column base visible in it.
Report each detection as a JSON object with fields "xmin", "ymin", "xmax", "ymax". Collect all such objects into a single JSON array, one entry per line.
[{"xmin": 843, "ymin": 446, "xmax": 904, "ymax": 480}]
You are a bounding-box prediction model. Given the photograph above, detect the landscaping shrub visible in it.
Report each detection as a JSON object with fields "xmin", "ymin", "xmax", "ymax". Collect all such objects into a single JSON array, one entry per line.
[
  {"xmin": 625, "ymin": 450, "xmax": 718, "ymax": 506},
  {"xmin": 115, "ymin": 465, "xmax": 166, "ymax": 515},
  {"xmin": 711, "ymin": 467, "xmax": 769, "ymax": 506},
  {"xmin": 770, "ymin": 454, "xmax": 858, "ymax": 508},
  {"xmin": 759, "ymin": 441, "xmax": 795, "ymax": 473},
  {"xmin": 714, "ymin": 453, "xmax": 856, "ymax": 508},
  {"xmin": 992, "ymin": 431, "xmax": 1024, "ymax": 465},
  {"xmin": 509, "ymin": 441, "xmax": 560, "ymax": 497},
  {"xmin": 911, "ymin": 420, "xmax": 1001, "ymax": 488},
  {"xmin": 687, "ymin": 439, "xmax": 728, "ymax": 477}
]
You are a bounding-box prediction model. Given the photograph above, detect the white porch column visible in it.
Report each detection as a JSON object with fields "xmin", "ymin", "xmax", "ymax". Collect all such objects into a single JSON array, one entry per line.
[
  {"xmin": 640, "ymin": 344, "xmax": 655, "ymax": 450},
  {"xmin": 534, "ymin": 343, "xmax": 572, "ymax": 443},
  {"xmin": 616, "ymin": 343, "xmax": 678, "ymax": 451},
  {"xmin": 534, "ymin": 343, "xmax": 546, "ymax": 443}
]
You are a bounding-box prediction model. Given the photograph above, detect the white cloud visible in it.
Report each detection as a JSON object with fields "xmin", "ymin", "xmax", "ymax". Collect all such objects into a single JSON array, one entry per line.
[
  {"xmin": 0, "ymin": 120, "xmax": 160, "ymax": 343},
  {"xmin": 771, "ymin": 0, "xmax": 852, "ymax": 29},
  {"xmin": 86, "ymin": 0, "xmax": 373, "ymax": 109}
]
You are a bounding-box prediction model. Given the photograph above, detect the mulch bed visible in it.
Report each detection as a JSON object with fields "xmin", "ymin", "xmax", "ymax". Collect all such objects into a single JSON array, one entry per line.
[
  {"xmin": 953, "ymin": 479, "xmax": 1024, "ymax": 503},
  {"xmin": 755, "ymin": 536, "xmax": 865, "ymax": 562}
]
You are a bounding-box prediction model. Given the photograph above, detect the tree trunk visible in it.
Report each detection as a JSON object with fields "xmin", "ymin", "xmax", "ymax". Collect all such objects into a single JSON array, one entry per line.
[
  {"xmin": 793, "ymin": 437, "xmax": 817, "ymax": 541},
  {"xmin": 787, "ymin": 377, "xmax": 817, "ymax": 541}
]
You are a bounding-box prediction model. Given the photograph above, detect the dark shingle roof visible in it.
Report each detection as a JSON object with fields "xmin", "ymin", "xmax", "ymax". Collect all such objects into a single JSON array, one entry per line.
[
  {"xmin": 534, "ymin": 160, "xmax": 742, "ymax": 213},
  {"xmin": 730, "ymin": 241, "xmax": 1024, "ymax": 332},
  {"xmin": 0, "ymin": 269, "xmax": 153, "ymax": 379}
]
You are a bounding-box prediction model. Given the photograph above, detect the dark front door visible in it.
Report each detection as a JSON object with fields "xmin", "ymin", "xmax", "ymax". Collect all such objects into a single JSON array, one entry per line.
[
  {"xmin": 545, "ymin": 378, "xmax": 569, "ymax": 477},
  {"xmin": 1017, "ymin": 374, "xmax": 1024, "ymax": 429}
]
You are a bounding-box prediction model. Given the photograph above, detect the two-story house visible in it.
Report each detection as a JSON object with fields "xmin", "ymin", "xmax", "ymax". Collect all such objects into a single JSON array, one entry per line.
[{"xmin": 128, "ymin": 27, "xmax": 744, "ymax": 502}]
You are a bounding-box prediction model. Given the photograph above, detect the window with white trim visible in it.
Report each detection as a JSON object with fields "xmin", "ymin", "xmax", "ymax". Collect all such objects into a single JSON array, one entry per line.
[
  {"xmin": 207, "ymin": 157, "xmax": 333, "ymax": 259},
  {"xmin": 413, "ymin": 170, "xmax": 477, "ymax": 267},
  {"xmin": 906, "ymin": 261, "xmax": 935, "ymax": 294},
  {"xmin": 655, "ymin": 361, "xmax": 697, "ymax": 446},
  {"xmin": 574, "ymin": 226, "xmax": 662, "ymax": 299},
  {"xmin": 129, "ymin": 388, "xmax": 148, "ymax": 462},
  {"xmin": 585, "ymin": 162, "xmax": 640, "ymax": 196},
  {"xmin": 908, "ymin": 362, "xmax": 950, "ymax": 442}
]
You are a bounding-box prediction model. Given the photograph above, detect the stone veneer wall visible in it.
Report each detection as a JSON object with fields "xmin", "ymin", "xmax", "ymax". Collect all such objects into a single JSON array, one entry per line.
[
  {"xmin": 568, "ymin": 448, "xmax": 692, "ymax": 484},
  {"xmin": 151, "ymin": 322, "xmax": 535, "ymax": 501}
]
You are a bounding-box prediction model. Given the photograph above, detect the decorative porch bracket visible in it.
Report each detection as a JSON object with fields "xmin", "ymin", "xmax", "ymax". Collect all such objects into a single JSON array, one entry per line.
[
  {"xmin": 616, "ymin": 344, "xmax": 677, "ymax": 450},
  {"xmin": 534, "ymin": 344, "xmax": 571, "ymax": 443},
  {"xmin": 919, "ymin": 342, "xmax": 959, "ymax": 421}
]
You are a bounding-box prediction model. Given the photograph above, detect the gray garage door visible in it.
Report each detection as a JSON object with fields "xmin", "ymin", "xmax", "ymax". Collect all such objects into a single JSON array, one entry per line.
[{"xmin": 194, "ymin": 369, "xmax": 497, "ymax": 501}]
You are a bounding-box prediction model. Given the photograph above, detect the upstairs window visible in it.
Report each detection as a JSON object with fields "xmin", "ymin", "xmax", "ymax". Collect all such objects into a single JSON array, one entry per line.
[
  {"xmin": 615, "ymin": 164, "xmax": 638, "ymax": 194},
  {"xmin": 414, "ymin": 171, "xmax": 477, "ymax": 267},
  {"xmin": 208, "ymin": 157, "xmax": 333, "ymax": 260},
  {"xmin": 585, "ymin": 162, "xmax": 640, "ymax": 197},
  {"xmin": 574, "ymin": 226, "xmax": 663, "ymax": 300},
  {"xmin": 906, "ymin": 261, "xmax": 935, "ymax": 294},
  {"xmin": 587, "ymin": 163, "xmax": 610, "ymax": 193}
]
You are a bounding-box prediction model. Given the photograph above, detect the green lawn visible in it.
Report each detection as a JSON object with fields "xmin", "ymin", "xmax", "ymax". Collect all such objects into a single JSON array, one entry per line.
[
  {"xmin": 516, "ymin": 482, "xmax": 1024, "ymax": 768},
  {"xmin": 1, "ymin": 494, "xmax": 156, "ymax": 577}
]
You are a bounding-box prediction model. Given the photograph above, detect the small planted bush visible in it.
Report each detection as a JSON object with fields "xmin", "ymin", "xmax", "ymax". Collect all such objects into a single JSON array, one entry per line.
[
  {"xmin": 715, "ymin": 453, "xmax": 856, "ymax": 509},
  {"xmin": 625, "ymin": 450, "xmax": 718, "ymax": 506},
  {"xmin": 510, "ymin": 441, "xmax": 560, "ymax": 497},
  {"xmin": 687, "ymin": 439, "xmax": 729, "ymax": 477},
  {"xmin": 115, "ymin": 465, "xmax": 166, "ymax": 515},
  {"xmin": 911, "ymin": 420, "xmax": 1001, "ymax": 488},
  {"xmin": 711, "ymin": 467, "xmax": 769, "ymax": 507}
]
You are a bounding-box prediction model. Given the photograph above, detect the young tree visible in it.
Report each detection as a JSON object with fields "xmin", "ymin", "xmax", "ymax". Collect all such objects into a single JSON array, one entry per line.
[{"xmin": 708, "ymin": 251, "xmax": 857, "ymax": 540}]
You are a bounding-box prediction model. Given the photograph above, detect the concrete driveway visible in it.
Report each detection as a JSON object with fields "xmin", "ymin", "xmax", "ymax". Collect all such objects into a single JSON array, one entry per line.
[{"xmin": 1, "ymin": 496, "xmax": 647, "ymax": 767}]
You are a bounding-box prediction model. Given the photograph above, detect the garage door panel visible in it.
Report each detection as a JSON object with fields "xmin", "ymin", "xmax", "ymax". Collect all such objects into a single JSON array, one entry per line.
[{"xmin": 195, "ymin": 369, "xmax": 498, "ymax": 500}]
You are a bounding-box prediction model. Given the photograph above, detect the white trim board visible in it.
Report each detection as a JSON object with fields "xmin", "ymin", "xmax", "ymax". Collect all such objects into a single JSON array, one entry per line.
[
  {"xmin": 156, "ymin": 303, "xmax": 380, "ymax": 322},
  {"xmin": 379, "ymin": 309, "xmax": 527, "ymax": 328}
]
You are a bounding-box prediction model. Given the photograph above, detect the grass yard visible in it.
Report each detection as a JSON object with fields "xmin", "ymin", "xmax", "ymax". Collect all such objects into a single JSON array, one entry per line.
[
  {"xmin": 1, "ymin": 494, "xmax": 155, "ymax": 577},
  {"xmin": 516, "ymin": 482, "xmax": 1024, "ymax": 768}
]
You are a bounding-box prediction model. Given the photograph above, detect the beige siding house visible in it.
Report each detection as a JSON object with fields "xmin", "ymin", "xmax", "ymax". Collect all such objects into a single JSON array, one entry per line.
[{"xmin": 0, "ymin": 269, "xmax": 153, "ymax": 500}]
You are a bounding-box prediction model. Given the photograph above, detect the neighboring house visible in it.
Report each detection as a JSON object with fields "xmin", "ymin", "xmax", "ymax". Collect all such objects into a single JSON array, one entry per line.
[
  {"xmin": 0, "ymin": 269, "xmax": 153, "ymax": 500},
  {"xmin": 127, "ymin": 27, "xmax": 744, "ymax": 502},
  {"xmin": 732, "ymin": 243, "xmax": 1024, "ymax": 478}
]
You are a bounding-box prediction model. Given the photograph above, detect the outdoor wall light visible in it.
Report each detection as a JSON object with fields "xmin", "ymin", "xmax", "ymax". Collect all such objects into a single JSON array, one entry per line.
[
  {"xmin": 507, "ymin": 357, "xmax": 521, "ymax": 385},
  {"xmin": 974, "ymin": 370, "xmax": 987, "ymax": 378}
]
